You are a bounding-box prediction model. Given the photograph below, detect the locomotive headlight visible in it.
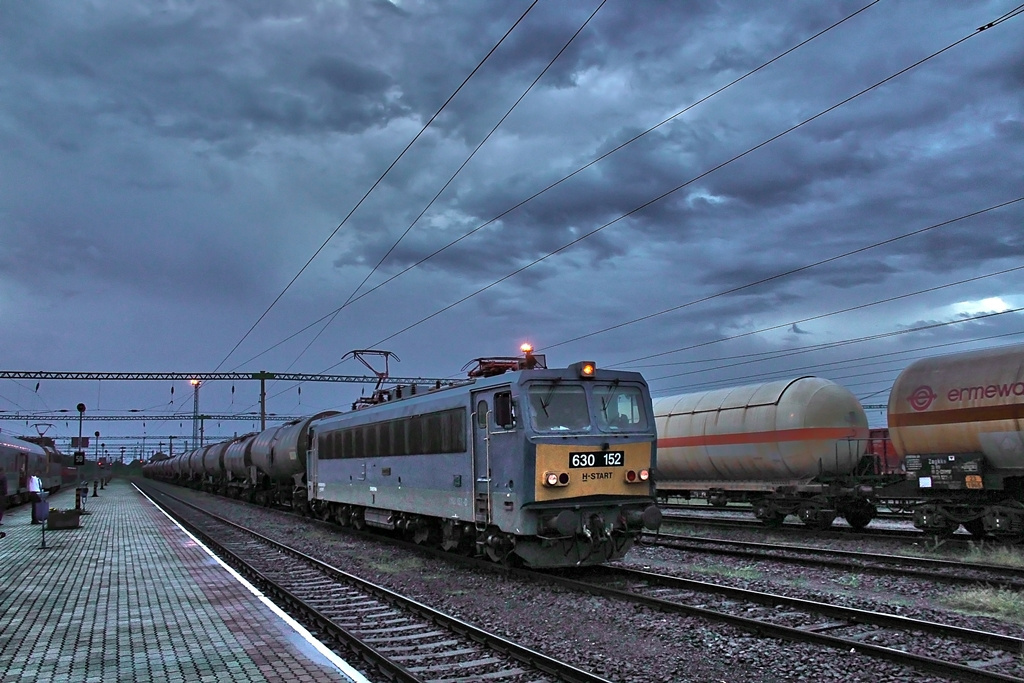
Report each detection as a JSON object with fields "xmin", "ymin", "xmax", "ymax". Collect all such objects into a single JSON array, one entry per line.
[
  {"xmin": 545, "ymin": 472, "xmax": 559, "ymax": 487},
  {"xmin": 580, "ymin": 362, "xmax": 595, "ymax": 378},
  {"xmin": 639, "ymin": 469, "xmax": 650, "ymax": 482}
]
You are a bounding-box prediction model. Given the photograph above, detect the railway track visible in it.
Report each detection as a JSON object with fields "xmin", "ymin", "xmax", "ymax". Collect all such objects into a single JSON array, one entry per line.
[
  {"xmin": 642, "ymin": 531, "xmax": 1024, "ymax": 589},
  {"xmin": 525, "ymin": 566, "xmax": 1024, "ymax": 683},
  {"xmin": 138, "ymin": 482, "xmax": 611, "ymax": 683},
  {"xmin": 139, "ymin": 479, "xmax": 1024, "ymax": 681},
  {"xmin": 660, "ymin": 509, "xmax": 993, "ymax": 546}
]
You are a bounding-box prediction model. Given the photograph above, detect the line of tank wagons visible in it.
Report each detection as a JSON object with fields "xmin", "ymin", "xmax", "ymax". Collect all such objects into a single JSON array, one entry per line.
[
  {"xmin": 651, "ymin": 342, "xmax": 1024, "ymax": 538},
  {"xmin": 145, "ymin": 342, "xmax": 1024, "ymax": 545},
  {"xmin": 0, "ymin": 434, "xmax": 69, "ymax": 508},
  {"xmin": 145, "ymin": 354, "xmax": 663, "ymax": 568}
]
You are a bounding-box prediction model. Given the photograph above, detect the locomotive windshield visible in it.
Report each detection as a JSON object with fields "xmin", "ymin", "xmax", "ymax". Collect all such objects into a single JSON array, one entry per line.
[
  {"xmin": 526, "ymin": 382, "xmax": 650, "ymax": 433},
  {"xmin": 527, "ymin": 384, "xmax": 591, "ymax": 432},
  {"xmin": 594, "ymin": 385, "xmax": 648, "ymax": 432}
]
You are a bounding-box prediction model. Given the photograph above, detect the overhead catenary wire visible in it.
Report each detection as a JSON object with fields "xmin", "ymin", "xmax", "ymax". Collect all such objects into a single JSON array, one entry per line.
[
  {"xmin": 650, "ymin": 309, "xmax": 1024, "ymax": 395},
  {"xmin": 234, "ymin": 4, "xmax": 1023, "ymax": 412},
  {"xmin": 321, "ymin": 9, "xmax": 1023, "ymax": 368},
  {"xmin": 231, "ymin": 0, "xmax": 883, "ymax": 370},
  {"xmin": 650, "ymin": 327, "xmax": 1024, "ymax": 394},
  {"xmin": 215, "ymin": 1, "xmax": 541, "ymax": 372},
  {"xmin": 614, "ymin": 262, "xmax": 1024, "ymax": 370},
  {"xmin": 280, "ymin": 0, "xmax": 609, "ymax": 374}
]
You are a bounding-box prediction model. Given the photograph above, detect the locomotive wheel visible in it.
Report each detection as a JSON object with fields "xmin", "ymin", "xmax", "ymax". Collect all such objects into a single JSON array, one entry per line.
[{"xmin": 962, "ymin": 518, "xmax": 987, "ymax": 537}]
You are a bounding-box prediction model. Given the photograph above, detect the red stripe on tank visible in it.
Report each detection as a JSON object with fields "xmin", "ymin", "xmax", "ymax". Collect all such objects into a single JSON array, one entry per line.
[
  {"xmin": 658, "ymin": 426, "xmax": 866, "ymax": 449},
  {"xmin": 890, "ymin": 403, "xmax": 1024, "ymax": 428}
]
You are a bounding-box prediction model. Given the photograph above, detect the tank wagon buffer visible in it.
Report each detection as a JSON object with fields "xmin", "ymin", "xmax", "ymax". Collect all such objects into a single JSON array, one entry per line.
[
  {"xmin": 307, "ymin": 348, "xmax": 662, "ymax": 567},
  {"xmin": 653, "ymin": 377, "xmax": 880, "ymax": 530},
  {"xmin": 884, "ymin": 343, "xmax": 1024, "ymax": 538}
]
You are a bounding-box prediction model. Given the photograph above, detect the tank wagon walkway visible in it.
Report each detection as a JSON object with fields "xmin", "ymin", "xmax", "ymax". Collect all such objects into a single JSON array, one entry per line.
[{"xmin": 0, "ymin": 479, "xmax": 369, "ymax": 683}]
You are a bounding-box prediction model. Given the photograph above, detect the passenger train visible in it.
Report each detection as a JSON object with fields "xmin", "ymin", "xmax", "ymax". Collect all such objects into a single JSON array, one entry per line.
[
  {"xmin": 653, "ymin": 342, "xmax": 1024, "ymax": 538},
  {"xmin": 145, "ymin": 349, "xmax": 663, "ymax": 567},
  {"xmin": 1, "ymin": 433, "xmax": 66, "ymax": 507}
]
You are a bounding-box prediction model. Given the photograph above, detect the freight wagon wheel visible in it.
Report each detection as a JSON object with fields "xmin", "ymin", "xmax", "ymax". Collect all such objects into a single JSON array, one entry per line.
[
  {"xmin": 961, "ymin": 518, "xmax": 987, "ymax": 538},
  {"xmin": 753, "ymin": 502, "xmax": 785, "ymax": 527},
  {"xmin": 842, "ymin": 509, "xmax": 875, "ymax": 532}
]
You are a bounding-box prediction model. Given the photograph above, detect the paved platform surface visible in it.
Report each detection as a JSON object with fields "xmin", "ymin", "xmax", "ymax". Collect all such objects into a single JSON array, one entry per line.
[{"xmin": 0, "ymin": 479, "xmax": 371, "ymax": 683}]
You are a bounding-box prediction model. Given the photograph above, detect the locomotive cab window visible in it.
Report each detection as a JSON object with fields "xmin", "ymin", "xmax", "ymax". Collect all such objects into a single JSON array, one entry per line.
[
  {"xmin": 476, "ymin": 400, "xmax": 488, "ymax": 429},
  {"xmin": 594, "ymin": 385, "xmax": 648, "ymax": 432},
  {"xmin": 527, "ymin": 383, "xmax": 590, "ymax": 432},
  {"xmin": 494, "ymin": 391, "xmax": 515, "ymax": 430}
]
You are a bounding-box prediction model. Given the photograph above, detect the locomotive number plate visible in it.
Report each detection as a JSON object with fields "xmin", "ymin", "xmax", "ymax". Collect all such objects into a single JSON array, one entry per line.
[{"xmin": 569, "ymin": 451, "xmax": 625, "ymax": 468}]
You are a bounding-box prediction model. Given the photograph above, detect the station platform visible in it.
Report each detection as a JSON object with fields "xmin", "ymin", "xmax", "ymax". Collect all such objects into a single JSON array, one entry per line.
[{"xmin": 0, "ymin": 479, "xmax": 371, "ymax": 683}]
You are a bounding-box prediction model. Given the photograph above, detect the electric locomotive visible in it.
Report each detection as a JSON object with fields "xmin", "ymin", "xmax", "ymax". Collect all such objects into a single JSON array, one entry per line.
[{"xmin": 308, "ymin": 349, "xmax": 662, "ymax": 567}]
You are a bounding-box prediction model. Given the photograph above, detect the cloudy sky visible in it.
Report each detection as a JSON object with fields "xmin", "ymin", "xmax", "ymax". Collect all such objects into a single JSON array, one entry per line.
[{"xmin": 1, "ymin": 0, "xmax": 1021, "ymax": 454}]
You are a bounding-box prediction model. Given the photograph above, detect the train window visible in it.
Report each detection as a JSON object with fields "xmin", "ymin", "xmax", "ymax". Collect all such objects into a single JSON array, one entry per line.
[
  {"xmin": 450, "ymin": 409, "xmax": 467, "ymax": 452},
  {"xmin": 527, "ymin": 384, "xmax": 590, "ymax": 432},
  {"xmin": 408, "ymin": 417, "xmax": 423, "ymax": 454},
  {"xmin": 395, "ymin": 419, "xmax": 409, "ymax": 456},
  {"xmin": 594, "ymin": 385, "xmax": 648, "ymax": 432},
  {"xmin": 366, "ymin": 425, "xmax": 379, "ymax": 457},
  {"xmin": 425, "ymin": 413, "xmax": 443, "ymax": 452},
  {"xmin": 342, "ymin": 429, "xmax": 353, "ymax": 459},
  {"xmin": 379, "ymin": 422, "xmax": 392, "ymax": 457},
  {"xmin": 494, "ymin": 392, "xmax": 515, "ymax": 430},
  {"xmin": 476, "ymin": 400, "xmax": 488, "ymax": 429}
]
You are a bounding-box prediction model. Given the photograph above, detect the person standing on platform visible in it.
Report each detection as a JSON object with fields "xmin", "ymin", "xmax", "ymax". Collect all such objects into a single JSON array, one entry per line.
[
  {"xmin": 0, "ymin": 467, "xmax": 7, "ymax": 525},
  {"xmin": 27, "ymin": 473, "xmax": 42, "ymax": 524}
]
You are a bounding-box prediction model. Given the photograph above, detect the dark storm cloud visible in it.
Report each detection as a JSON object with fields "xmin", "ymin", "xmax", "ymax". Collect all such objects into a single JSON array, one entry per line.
[{"xmin": 2, "ymin": 0, "xmax": 1023, "ymax": 443}]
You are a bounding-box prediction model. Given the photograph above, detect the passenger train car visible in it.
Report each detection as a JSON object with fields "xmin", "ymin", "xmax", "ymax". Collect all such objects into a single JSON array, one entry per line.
[
  {"xmin": 653, "ymin": 342, "xmax": 1024, "ymax": 538},
  {"xmin": 1, "ymin": 433, "xmax": 65, "ymax": 507},
  {"xmin": 146, "ymin": 351, "xmax": 662, "ymax": 567}
]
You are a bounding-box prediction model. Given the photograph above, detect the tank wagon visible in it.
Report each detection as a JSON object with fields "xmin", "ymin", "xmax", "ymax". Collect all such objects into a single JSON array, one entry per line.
[
  {"xmin": 147, "ymin": 350, "xmax": 662, "ymax": 568},
  {"xmin": 653, "ymin": 377, "xmax": 881, "ymax": 529},
  {"xmin": 883, "ymin": 342, "xmax": 1024, "ymax": 537}
]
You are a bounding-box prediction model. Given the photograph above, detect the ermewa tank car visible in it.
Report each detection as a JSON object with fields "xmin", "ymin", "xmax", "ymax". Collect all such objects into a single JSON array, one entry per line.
[
  {"xmin": 884, "ymin": 342, "xmax": 1024, "ymax": 537},
  {"xmin": 147, "ymin": 350, "xmax": 662, "ymax": 568},
  {"xmin": 653, "ymin": 377, "xmax": 878, "ymax": 529},
  {"xmin": 1, "ymin": 433, "xmax": 64, "ymax": 506}
]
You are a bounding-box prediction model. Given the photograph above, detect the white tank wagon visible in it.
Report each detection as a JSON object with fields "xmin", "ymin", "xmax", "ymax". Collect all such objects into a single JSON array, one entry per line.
[
  {"xmin": 654, "ymin": 377, "xmax": 874, "ymax": 529},
  {"xmin": 885, "ymin": 342, "xmax": 1024, "ymax": 536}
]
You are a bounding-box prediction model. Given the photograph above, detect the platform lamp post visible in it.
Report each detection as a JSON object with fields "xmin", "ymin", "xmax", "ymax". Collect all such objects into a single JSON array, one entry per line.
[
  {"xmin": 93, "ymin": 431, "xmax": 100, "ymax": 497},
  {"xmin": 190, "ymin": 379, "xmax": 201, "ymax": 448},
  {"xmin": 101, "ymin": 444, "xmax": 107, "ymax": 488}
]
